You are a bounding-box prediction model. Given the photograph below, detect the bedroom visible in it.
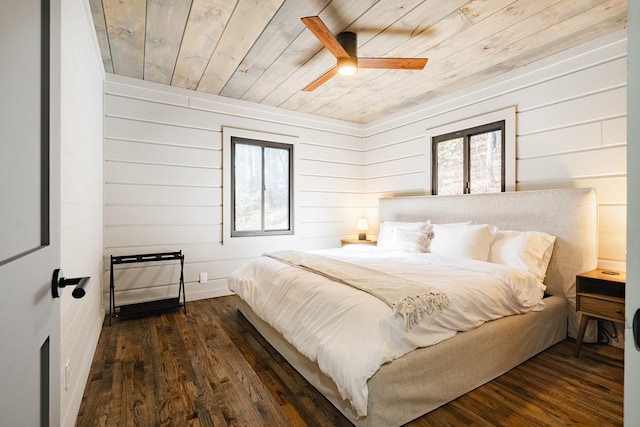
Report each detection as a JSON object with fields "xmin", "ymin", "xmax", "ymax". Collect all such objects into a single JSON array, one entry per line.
[{"xmin": 0, "ymin": 0, "xmax": 638, "ymax": 426}]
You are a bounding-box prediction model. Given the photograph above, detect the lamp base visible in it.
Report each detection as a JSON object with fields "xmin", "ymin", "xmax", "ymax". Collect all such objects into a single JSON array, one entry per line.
[{"xmin": 358, "ymin": 233, "xmax": 367, "ymax": 241}]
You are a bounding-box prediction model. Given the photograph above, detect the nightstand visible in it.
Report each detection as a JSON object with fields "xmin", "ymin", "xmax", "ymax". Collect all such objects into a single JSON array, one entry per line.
[
  {"xmin": 340, "ymin": 239, "xmax": 377, "ymax": 247},
  {"xmin": 574, "ymin": 269, "xmax": 625, "ymax": 357}
]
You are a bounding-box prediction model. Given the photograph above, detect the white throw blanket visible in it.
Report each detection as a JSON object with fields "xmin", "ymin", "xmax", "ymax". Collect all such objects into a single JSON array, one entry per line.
[{"xmin": 264, "ymin": 250, "xmax": 450, "ymax": 331}]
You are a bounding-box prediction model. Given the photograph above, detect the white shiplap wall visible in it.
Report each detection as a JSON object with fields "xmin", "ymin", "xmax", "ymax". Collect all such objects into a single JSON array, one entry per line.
[
  {"xmin": 363, "ymin": 30, "xmax": 628, "ymax": 272},
  {"xmin": 103, "ymin": 75, "xmax": 365, "ymax": 305},
  {"xmin": 59, "ymin": 1, "xmax": 105, "ymax": 426}
]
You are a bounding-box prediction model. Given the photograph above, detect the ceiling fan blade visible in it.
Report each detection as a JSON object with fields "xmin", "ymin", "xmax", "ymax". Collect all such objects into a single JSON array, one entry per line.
[
  {"xmin": 301, "ymin": 16, "xmax": 349, "ymax": 59},
  {"xmin": 358, "ymin": 57, "xmax": 428, "ymax": 70},
  {"xmin": 302, "ymin": 67, "xmax": 339, "ymax": 92}
]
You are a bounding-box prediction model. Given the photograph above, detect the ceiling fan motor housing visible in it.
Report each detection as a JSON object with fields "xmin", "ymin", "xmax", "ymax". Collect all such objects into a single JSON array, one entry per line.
[{"xmin": 337, "ymin": 31, "xmax": 358, "ymax": 57}]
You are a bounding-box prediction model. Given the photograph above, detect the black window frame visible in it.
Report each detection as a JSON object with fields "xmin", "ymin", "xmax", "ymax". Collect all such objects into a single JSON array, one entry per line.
[
  {"xmin": 230, "ymin": 136, "xmax": 294, "ymax": 237},
  {"xmin": 431, "ymin": 120, "xmax": 506, "ymax": 195}
]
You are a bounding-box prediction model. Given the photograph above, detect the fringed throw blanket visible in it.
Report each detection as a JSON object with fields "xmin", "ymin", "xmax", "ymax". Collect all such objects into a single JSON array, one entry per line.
[{"xmin": 264, "ymin": 250, "xmax": 450, "ymax": 331}]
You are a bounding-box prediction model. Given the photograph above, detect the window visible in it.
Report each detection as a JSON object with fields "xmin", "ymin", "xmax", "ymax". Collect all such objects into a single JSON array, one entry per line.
[
  {"xmin": 431, "ymin": 121, "xmax": 505, "ymax": 195},
  {"xmin": 231, "ymin": 136, "xmax": 293, "ymax": 236}
]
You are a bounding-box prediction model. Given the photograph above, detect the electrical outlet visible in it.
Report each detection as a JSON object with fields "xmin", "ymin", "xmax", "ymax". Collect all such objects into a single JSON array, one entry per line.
[
  {"xmin": 64, "ymin": 359, "xmax": 71, "ymax": 391},
  {"xmin": 199, "ymin": 272, "xmax": 207, "ymax": 283}
]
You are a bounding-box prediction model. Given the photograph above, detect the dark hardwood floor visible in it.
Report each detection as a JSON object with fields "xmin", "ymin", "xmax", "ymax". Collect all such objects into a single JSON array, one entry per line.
[{"xmin": 76, "ymin": 296, "xmax": 624, "ymax": 426}]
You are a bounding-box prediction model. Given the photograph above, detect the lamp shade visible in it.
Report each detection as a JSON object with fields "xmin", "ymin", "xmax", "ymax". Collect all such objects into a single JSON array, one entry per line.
[{"xmin": 356, "ymin": 218, "xmax": 368, "ymax": 240}]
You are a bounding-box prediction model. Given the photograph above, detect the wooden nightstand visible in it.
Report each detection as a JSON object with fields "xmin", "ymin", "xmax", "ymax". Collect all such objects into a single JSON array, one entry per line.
[
  {"xmin": 340, "ymin": 239, "xmax": 377, "ymax": 247},
  {"xmin": 574, "ymin": 269, "xmax": 625, "ymax": 357}
]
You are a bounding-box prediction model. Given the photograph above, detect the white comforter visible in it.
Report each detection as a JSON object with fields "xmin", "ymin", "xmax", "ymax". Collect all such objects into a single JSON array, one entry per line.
[{"xmin": 227, "ymin": 246, "xmax": 546, "ymax": 417}]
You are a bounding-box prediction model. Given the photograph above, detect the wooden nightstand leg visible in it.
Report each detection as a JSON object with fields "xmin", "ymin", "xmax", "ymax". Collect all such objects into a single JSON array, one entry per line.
[{"xmin": 574, "ymin": 314, "xmax": 590, "ymax": 357}]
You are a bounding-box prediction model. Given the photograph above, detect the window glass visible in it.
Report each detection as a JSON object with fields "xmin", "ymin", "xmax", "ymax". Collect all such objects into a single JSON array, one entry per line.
[
  {"xmin": 436, "ymin": 137, "xmax": 464, "ymax": 196},
  {"xmin": 233, "ymin": 143, "xmax": 261, "ymax": 231},
  {"xmin": 264, "ymin": 146, "xmax": 290, "ymax": 230},
  {"xmin": 469, "ymin": 129, "xmax": 502, "ymax": 194}
]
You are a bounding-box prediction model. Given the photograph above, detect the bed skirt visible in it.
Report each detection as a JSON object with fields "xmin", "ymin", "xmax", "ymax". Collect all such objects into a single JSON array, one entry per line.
[{"xmin": 236, "ymin": 296, "xmax": 568, "ymax": 427}]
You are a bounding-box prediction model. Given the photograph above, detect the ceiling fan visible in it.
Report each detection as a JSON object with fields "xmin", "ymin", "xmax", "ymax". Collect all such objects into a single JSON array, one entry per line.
[{"xmin": 300, "ymin": 16, "xmax": 428, "ymax": 92}]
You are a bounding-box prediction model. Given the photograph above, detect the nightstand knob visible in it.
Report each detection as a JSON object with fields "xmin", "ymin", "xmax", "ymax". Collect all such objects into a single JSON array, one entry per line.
[{"xmin": 616, "ymin": 309, "xmax": 622, "ymax": 314}]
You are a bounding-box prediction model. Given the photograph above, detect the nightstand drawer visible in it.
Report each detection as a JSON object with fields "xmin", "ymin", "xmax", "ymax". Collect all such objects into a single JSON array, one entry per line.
[{"xmin": 579, "ymin": 295, "xmax": 625, "ymax": 321}]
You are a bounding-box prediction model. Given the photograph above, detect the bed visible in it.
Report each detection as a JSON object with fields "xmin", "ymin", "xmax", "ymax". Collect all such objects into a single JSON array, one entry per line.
[{"xmin": 227, "ymin": 188, "xmax": 598, "ymax": 426}]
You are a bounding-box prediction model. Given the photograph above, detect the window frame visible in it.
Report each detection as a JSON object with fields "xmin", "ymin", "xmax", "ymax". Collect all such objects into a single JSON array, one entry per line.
[
  {"xmin": 431, "ymin": 120, "xmax": 506, "ymax": 195},
  {"xmin": 222, "ymin": 127, "xmax": 298, "ymax": 245},
  {"xmin": 230, "ymin": 136, "xmax": 294, "ymax": 237},
  {"xmin": 425, "ymin": 106, "xmax": 516, "ymax": 195}
]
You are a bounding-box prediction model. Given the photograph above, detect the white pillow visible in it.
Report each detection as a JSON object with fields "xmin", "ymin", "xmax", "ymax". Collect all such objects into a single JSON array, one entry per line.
[
  {"xmin": 430, "ymin": 223, "xmax": 497, "ymax": 261},
  {"xmin": 488, "ymin": 230, "xmax": 556, "ymax": 281},
  {"xmin": 393, "ymin": 227, "xmax": 434, "ymax": 252},
  {"xmin": 377, "ymin": 221, "xmax": 430, "ymax": 250}
]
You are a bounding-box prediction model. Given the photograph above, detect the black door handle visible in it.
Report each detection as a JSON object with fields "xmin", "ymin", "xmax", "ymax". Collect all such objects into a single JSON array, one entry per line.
[
  {"xmin": 634, "ymin": 309, "xmax": 640, "ymax": 350},
  {"xmin": 51, "ymin": 268, "xmax": 91, "ymax": 299}
]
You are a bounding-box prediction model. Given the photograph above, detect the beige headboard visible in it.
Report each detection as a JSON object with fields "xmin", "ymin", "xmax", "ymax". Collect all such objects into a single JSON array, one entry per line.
[{"xmin": 379, "ymin": 188, "xmax": 598, "ymax": 337}]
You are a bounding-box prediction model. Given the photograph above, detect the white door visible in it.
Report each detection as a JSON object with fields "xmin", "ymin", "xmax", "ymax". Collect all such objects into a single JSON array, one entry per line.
[
  {"xmin": 626, "ymin": 1, "xmax": 640, "ymax": 425},
  {"xmin": 0, "ymin": 0, "xmax": 61, "ymax": 425}
]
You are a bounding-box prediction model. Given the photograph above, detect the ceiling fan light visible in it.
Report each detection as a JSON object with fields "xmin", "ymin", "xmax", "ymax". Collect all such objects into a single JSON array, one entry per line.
[{"xmin": 338, "ymin": 57, "xmax": 358, "ymax": 75}]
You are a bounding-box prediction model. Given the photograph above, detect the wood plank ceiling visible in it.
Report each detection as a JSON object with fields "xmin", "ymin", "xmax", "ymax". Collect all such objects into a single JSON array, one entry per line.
[{"xmin": 89, "ymin": 0, "xmax": 627, "ymax": 124}]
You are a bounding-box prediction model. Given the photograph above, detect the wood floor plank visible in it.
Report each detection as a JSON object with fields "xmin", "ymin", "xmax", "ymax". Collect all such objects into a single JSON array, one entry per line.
[{"xmin": 76, "ymin": 296, "xmax": 624, "ymax": 426}]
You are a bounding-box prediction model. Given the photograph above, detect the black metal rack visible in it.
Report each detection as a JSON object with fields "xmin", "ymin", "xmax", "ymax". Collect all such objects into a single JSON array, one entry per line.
[{"xmin": 109, "ymin": 251, "xmax": 186, "ymax": 325}]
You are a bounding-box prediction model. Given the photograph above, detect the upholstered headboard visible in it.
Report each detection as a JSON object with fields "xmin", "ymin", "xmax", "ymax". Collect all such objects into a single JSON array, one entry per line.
[{"xmin": 379, "ymin": 188, "xmax": 598, "ymax": 337}]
